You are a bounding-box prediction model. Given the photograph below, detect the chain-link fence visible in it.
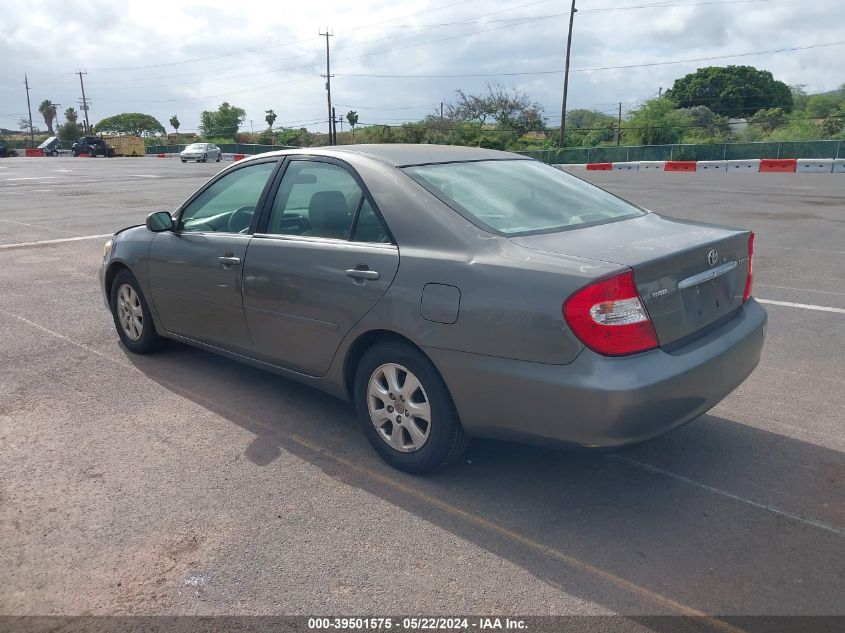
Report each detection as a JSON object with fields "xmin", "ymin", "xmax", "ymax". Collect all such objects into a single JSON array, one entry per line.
[{"xmin": 518, "ymin": 140, "xmax": 844, "ymax": 164}]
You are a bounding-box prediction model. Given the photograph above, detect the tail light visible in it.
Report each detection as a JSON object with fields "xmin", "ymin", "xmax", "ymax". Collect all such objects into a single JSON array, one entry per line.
[
  {"xmin": 743, "ymin": 232, "xmax": 754, "ymax": 303},
  {"xmin": 563, "ymin": 270, "xmax": 658, "ymax": 356}
]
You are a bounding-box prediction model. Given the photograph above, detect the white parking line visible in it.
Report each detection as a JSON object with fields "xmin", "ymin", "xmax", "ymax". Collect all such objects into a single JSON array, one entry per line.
[
  {"xmin": 4, "ymin": 176, "xmax": 58, "ymax": 181},
  {"xmin": 757, "ymin": 284, "xmax": 845, "ymax": 297},
  {"xmin": 757, "ymin": 299, "xmax": 845, "ymax": 314},
  {"xmin": 612, "ymin": 455, "xmax": 844, "ymax": 536},
  {"xmin": 0, "ymin": 233, "xmax": 111, "ymax": 250},
  {"xmin": 0, "ymin": 218, "xmax": 78, "ymax": 235}
]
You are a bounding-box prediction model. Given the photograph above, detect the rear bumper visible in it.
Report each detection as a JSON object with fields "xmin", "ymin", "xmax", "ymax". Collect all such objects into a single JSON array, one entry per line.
[{"xmin": 425, "ymin": 299, "xmax": 767, "ymax": 447}]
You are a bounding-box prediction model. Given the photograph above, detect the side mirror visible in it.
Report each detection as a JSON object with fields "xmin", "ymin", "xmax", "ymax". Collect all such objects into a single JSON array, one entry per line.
[{"xmin": 146, "ymin": 211, "xmax": 174, "ymax": 232}]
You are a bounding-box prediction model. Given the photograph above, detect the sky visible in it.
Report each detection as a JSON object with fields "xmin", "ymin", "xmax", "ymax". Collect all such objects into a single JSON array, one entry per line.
[{"xmin": 1, "ymin": 0, "xmax": 843, "ymax": 135}]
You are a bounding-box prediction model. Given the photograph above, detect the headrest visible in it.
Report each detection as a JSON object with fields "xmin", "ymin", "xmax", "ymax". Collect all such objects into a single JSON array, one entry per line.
[{"xmin": 308, "ymin": 191, "xmax": 350, "ymax": 233}]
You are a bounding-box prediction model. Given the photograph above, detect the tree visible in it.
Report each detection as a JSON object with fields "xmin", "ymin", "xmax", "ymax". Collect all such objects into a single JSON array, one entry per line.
[
  {"xmin": 749, "ymin": 107, "xmax": 788, "ymax": 133},
  {"xmin": 18, "ymin": 118, "xmax": 39, "ymax": 134},
  {"xmin": 58, "ymin": 121, "xmax": 83, "ymax": 141},
  {"xmin": 38, "ymin": 100, "xmax": 58, "ymax": 134},
  {"xmin": 265, "ymin": 109, "xmax": 277, "ymax": 131},
  {"xmin": 94, "ymin": 113, "xmax": 166, "ymax": 136},
  {"xmin": 451, "ymin": 84, "xmax": 545, "ymax": 130},
  {"xmin": 346, "ymin": 110, "xmax": 359, "ymax": 139},
  {"xmin": 665, "ymin": 66, "xmax": 793, "ymax": 118},
  {"xmin": 623, "ymin": 98, "xmax": 691, "ymax": 145},
  {"xmin": 58, "ymin": 108, "xmax": 81, "ymax": 140},
  {"xmin": 169, "ymin": 115, "xmax": 180, "ymax": 133},
  {"xmin": 199, "ymin": 102, "xmax": 246, "ymax": 137}
]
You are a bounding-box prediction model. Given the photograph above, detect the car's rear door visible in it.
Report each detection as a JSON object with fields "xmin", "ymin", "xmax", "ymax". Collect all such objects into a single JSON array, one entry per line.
[
  {"xmin": 242, "ymin": 157, "xmax": 399, "ymax": 376},
  {"xmin": 146, "ymin": 158, "xmax": 279, "ymax": 354}
]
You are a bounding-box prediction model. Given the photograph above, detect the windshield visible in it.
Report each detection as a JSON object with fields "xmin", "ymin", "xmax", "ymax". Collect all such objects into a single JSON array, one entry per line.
[
  {"xmin": 186, "ymin": 143, "xmax": 205, "ymax": 150},
  {"xmin": 404, "ymin": 159, "xmax": 644, "ymax": 236}
]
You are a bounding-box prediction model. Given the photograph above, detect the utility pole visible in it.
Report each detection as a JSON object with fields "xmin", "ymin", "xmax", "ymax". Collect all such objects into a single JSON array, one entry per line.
[
  {"xmin": 440, "ymin": 102, "xmax": 444, "ymax": 123},
  {"xmin": 617, "ymin": 102, "xmax": 622, "ymax": 146},
  {"xmin": 331, "ymin": 106, "xmax": 337, "ymax": 144},
  {"xmin": 23, "ymin": 74, "xmax": 34, "ymax": 147},
  {"xmin": 320, "ymin": 28, "xmax": 334, "ymax": 145},
  {"xmin": 558, "ymin": 0, "xmax": 577, "ymax": 148},
  {"xmin": 76, "ymin": 70, "xmax": 90, "ymax": 134}
]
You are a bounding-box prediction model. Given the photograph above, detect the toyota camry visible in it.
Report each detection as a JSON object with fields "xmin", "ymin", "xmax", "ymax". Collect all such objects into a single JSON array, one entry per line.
[{"xmin": 100, "ymin": 145, "xmax": 767, "ymax": 472}]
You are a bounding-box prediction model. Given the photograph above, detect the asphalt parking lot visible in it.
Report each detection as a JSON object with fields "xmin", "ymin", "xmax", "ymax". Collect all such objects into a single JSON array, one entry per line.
[{"xmin": 1, "ymin": 157, "xmax": 843, "ymax": 626}]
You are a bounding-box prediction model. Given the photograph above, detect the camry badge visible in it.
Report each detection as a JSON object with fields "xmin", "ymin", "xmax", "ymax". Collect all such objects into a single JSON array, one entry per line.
[{"xmin": 707, "ymin": 249, "xmax": 719, "ymax": 266}]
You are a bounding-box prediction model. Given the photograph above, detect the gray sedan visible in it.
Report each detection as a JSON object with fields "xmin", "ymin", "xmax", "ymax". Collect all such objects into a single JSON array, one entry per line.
[
  {"xmin": 100, "ymin": 145, "xmax": 766, "ymax": 472},
  {"xmin": 180, "ymin": 143, "xmax": 222, "ymax": 163}
]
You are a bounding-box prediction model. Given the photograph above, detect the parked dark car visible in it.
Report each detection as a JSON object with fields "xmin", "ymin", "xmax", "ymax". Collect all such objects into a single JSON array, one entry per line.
[
  {"xmin": 100, "ymin": 145, "xmax": 766, "ymax": 473},
  {"xmin": 0, "ymin": 141, "xmax": 18, "ymax": 157},
  {"xmin": 72, "ymin": 136, "xmax": 115, "ymax": 157}
]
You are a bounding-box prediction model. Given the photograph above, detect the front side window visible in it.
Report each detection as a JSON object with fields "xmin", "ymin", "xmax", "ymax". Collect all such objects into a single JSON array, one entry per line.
[
  {"xmin": 265, "ymin": 161, "xmax": 363, "ymax": 240},
  {"xmin": 404, "ymin": 159, "xmax": 644, "ymax": 236},
  {"xmin": 179, "ymin": 161, "xmax": 276, "ymax": 233}
]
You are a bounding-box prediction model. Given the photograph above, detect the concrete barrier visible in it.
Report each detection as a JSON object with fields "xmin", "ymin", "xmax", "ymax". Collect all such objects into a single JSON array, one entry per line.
[
  {"xmin": 612, "ymin": 162, "xmax": 639, "ymax": 171},
  {"xmin": 760, "ymin": 158, "xmax": 796, "ymax": 173},
  {"xmin": 664, "ymin": 160, "xmax": 696, "ymax": 172},
  {"xmin": 24, "ymin": 148, "xmax": 44, "ymax": 157},
  {"xmin": 833, "ymin": 159, "xmax": 845, "ymax": 173},
  {"xmin": 727, "ymin": 159, "xmax": 760, "ymax": 172},
  {"xmin": 233, "ymin": 153, "xmax": 246, "ymax": 162},
  {"xmin": 639, "ymin": 161, "xmax": 665, "ymax": 171},
  {"xmin": 796, "ymin": 158, "xmax": 833, "ymax": 173},
  {"xmin": 697, "ymin": 160, "xmax": 727, "ymax": 172},
  {"xmin": 586, "ymin": 162, "xmax": 612, "ymax": 171}
]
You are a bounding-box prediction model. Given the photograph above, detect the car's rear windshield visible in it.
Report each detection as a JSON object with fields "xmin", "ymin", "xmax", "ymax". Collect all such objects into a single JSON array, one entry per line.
[{"xmin": 404, "ymin": 159, "xmax": 644, "ymax": 236}]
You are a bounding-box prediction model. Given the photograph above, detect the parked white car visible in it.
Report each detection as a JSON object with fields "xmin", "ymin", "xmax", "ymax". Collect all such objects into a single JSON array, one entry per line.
[{"xmin": 180, "ymin": 143, "xmax": 222, "ymax": 163}]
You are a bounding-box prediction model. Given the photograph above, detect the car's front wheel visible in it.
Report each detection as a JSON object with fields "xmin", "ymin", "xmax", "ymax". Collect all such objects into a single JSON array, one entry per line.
[
  {"xmin": 202, "ymin": 153, "xmax": 207, "ymax": 163},
  {"xmin": 110, "ymin": 269, "xmax": 162, "ymax": 354},
  {"xmin": 354, "ymin": 339, "xmax": 468, "ymax": 473}
]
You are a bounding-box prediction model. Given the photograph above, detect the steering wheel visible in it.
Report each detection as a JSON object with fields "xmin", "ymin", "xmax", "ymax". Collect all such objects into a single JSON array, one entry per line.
[{"xmin": 228, "ymin": 205, "xmax": 255, "ymax": 233}]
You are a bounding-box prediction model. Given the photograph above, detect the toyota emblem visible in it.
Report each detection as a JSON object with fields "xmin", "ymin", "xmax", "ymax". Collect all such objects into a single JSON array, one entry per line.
[{"xmin": 707, "ymin": 249, "xmax": 719, "ymax": 266}]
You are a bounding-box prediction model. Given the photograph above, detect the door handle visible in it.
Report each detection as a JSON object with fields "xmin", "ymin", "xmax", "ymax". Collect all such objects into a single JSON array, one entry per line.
[
  {"xmin": 346, "ymin": 268, "xmax": 379, "ymax": 281},
  {"xmin": 218, "ymin": 255, "xmax": 241, "ymax": 268}
]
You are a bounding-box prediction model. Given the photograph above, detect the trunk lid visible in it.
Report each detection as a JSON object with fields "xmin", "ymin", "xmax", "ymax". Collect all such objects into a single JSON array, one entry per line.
[{"xmin": 511, "ymin": 213, "xmax": 751, "ymax": 346}]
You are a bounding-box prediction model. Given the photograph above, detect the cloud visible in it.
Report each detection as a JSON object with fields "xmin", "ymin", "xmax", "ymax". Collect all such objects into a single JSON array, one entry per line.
[{"xmin": 1, "ymin": 0, "xmax": 841, "ymax": 133}]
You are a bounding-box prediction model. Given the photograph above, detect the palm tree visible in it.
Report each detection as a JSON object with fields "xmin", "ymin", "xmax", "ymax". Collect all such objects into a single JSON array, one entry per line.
[
  {"xmin": 169, "ymin": 115, "xmax": 180, "ymax": 134},
  {"xmin": 38, "ymin": 100, "xmax": 58, "ymax": 134},
  {"xmin": 64, "ymin": 107, "xmax": 78, "ymax": 124},
  {"xmin": 265, "ymin": 109, "xmax": 277, "ymax": 131},
  {"xmin": 346, "ymin": 110, "xmax": 358, "ymax": 140}
]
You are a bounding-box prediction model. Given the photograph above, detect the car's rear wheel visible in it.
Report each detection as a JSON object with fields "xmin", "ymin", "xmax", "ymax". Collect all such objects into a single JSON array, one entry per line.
[
  {"xmin": 354, "ymin": 339, "xmax": 468, "ymax": 473},
  {"xmin": 110, "ymin": 269, "xmax": 162, "ymax": 354}
]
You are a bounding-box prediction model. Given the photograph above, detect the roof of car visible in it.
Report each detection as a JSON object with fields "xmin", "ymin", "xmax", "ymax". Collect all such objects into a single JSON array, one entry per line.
[{"xmin": 257, "ymin": 144, "xmax": 530, "ymax": 168}]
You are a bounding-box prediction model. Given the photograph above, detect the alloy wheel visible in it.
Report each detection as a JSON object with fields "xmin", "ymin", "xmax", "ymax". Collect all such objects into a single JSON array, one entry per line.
[
  {"xmin": 116, "ymin": 283, "xmax": 143, "ymax": 341},
  {"xmin": 367, "ymin": 363, "xmax": 432, "ymax": 452}
]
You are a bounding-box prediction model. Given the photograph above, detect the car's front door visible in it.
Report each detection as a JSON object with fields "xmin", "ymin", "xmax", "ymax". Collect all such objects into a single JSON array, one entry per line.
[
  {"xmin": 242, "ymin": 157, "xmax": 399, "ymax": 376},
  {"xmin": 147, "ymin": 159, "xmax": 278, "ymax": 354}
]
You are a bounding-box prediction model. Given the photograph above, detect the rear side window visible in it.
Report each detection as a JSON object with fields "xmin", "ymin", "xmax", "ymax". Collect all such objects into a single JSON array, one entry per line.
[
  {"xmin": 266, "ymin": 161, "xmax": 363, "ymax": 240},
  {"xmin": 404, "ymin": 159, "xmax": 643, "ymax": 236}
]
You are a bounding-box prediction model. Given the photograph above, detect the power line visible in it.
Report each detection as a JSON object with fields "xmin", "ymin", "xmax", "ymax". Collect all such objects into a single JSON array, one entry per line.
[{"xmin": 334, "ymin": 40, "xmax": 845, "ymax": 78}]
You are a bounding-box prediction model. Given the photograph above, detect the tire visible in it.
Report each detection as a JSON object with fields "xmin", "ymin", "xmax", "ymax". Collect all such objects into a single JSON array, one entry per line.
[
  {"xmin": 109, "ymin": 269, "xmax": 162, "ymax": 354},
  {"xmin": 354, "ymin": 339, "xmax": 468, "ymax": 473},
  {"xmin": 216, "ymin": 153, "xmax": 221, "ymax": 162},
  {"xmin": 181, "ymin": 159, "xmax": 186, "ymax": 163},
  {"xmin": 202, "ymin": 153, "xmax": 208, "ymax": 163},
  {"xmin": 50, "ymin": 150, "xmax": 58, "ymax": 157}
]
